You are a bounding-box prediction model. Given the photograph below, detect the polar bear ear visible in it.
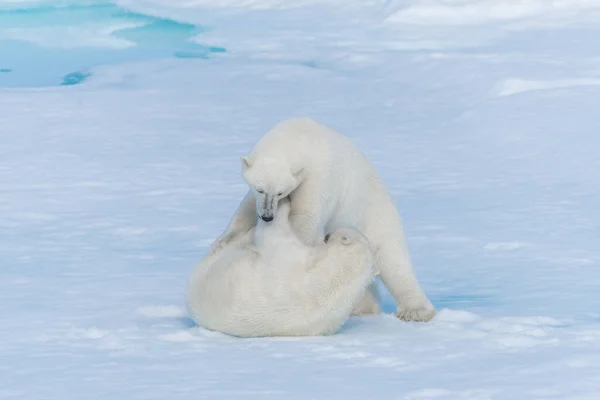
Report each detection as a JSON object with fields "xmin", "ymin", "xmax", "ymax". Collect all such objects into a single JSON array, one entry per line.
[
  {"xmin": 240, "ymin": 156, "xmax": 252, "ymax": 169},
  {"xmin": 292, "ymin": 167, "xmax": 306, "ymax": 180},
  {"xmin": 341, "ymin": 235, "xmax": 353, "ymax": 245}
]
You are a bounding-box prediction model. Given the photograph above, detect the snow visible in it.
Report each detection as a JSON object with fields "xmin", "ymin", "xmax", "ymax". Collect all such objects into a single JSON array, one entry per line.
[
  {"xmin": 386, "ymin": 0, "xmax": 600, "ymax": 26},
  {"xmin": 1, "ymin": 1, "xmax": 600, "ymax": 399},
  {"xmin": 496, "ymin": 77, "xmax": 600, "ymax": 96}
]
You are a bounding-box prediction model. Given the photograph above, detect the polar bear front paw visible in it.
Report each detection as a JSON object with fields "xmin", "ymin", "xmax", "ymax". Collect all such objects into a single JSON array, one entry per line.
[{"xmin": 396, "ymin": 307, "xmax": 436, "ymax": 322}]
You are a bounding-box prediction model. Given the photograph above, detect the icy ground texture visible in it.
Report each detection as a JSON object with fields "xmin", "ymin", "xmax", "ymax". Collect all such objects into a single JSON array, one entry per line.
[{"xmin": 2, "ymin": 1, "xmax": 600, "ymax": 399}]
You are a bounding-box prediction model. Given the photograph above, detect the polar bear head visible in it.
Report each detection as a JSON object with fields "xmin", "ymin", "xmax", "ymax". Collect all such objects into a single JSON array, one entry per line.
[
  {"xmin": 324, "ymin": 227, "xmax": 374, "ymax": 271},
  {"xmin": 240, "ymin": 155, "xmax": 305, "ymax": 223}
]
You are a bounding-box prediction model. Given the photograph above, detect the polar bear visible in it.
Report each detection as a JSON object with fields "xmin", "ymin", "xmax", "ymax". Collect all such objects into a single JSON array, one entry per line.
[
  {"xmin": 211, "ymin": 118, "xmax": 435, "ymax": 322},
  {"xmin": 188, "ymin": 198, "xmax": 375, "ymax": 337}
]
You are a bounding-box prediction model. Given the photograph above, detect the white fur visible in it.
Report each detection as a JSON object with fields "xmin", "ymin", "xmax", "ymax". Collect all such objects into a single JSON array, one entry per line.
[
  {"xmin": 188, "ymin": 199, "xmax": 374, "ymax": 337},
  {"xmin": 213, "ymin": 118, "xmax": 436, "ymax": 322}
]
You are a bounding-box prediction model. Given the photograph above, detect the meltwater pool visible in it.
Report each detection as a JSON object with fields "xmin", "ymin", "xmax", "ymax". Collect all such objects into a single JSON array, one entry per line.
[{"xmin": 0, "ymin": 1, "xmax": 225, "ymax": 88}]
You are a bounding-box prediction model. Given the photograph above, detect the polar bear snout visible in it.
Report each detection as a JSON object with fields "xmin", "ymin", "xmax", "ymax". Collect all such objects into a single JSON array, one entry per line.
[
  {"xmin": 255, "ymin": 192, "xmax": 280, "ymax": 223},
  {"xmin": 260, "ymin": 214, "xmax": 274, "ymax": 222}
]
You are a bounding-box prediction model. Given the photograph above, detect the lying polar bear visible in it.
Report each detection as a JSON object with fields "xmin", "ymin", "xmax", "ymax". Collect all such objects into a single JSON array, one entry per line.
[{"xmin": 187, "ymin": 198, "xmax": 375, "ymax": 337}]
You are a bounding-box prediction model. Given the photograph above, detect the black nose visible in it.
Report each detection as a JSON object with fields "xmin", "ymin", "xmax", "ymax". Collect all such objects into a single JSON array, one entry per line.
[{"xmin": 261, "ymin": 215, "xmax": 274, "ymax": 222}]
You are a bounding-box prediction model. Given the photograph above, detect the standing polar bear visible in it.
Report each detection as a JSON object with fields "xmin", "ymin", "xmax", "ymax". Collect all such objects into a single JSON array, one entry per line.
[
  {"xmin": 212, "ymin": 118, "xmax": 435, "ymax": 322},
  {"xmin": 188, "ymin": 198, "xmax": 375, "ymax": 337}
]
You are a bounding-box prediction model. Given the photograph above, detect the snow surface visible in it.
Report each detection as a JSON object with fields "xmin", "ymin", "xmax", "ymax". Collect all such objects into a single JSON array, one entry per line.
[{"xmin": 1, "ymin": 1, "xmax": 600, "ymax": 399}]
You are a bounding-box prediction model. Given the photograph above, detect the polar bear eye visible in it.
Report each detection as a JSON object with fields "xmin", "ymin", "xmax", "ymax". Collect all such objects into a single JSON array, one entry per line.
[
  {"xmin": 277, "ymin": 192, "xmax": 283, "ymax": 196},
  {"xmin": 257, "ymin": 189, "xmax": 264, "ymax": 194},
  {"xmin": 341, "ymin": 235, "xmax": 352, "ymax": 245}
]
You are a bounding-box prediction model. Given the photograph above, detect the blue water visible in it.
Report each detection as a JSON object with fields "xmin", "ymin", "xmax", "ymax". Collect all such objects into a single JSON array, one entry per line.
[{"xmin": 0, "ymin": 1, "xmax": 225, "ymax": 88}]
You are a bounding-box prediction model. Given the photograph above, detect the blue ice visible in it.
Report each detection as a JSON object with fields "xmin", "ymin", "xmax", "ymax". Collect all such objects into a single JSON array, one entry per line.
[{"xmin": 0, "ymin": 1, "xmax": 225, "ymax": 88}]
